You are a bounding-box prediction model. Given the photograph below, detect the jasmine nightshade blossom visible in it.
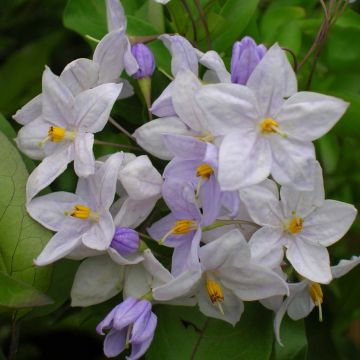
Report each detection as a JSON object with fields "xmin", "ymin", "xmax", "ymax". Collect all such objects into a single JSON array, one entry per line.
[
  {"xmin": 274, "ymin": 256, "xmax": 360, "ymax": 345},
  {"xmin": 97, "ymin": 297, "xmax": 157, "ymax": 359},
  {"xmin": 16, "ymin": 67, "xmax": 122, "ymax": 201},
  {"xmin": 131, "ymin": 43, "xmax": 156, "ymax": 79},
  {"xmin": 196, "ymin": 43, "xmax": 349, "ymax": 190},
  {"xmin": 240, "ymin": 164, "xmax": 357, "ymax": 284},
  {"xmin": 28, "ymin": 152, "xmax": 123, "ymax": 266}
]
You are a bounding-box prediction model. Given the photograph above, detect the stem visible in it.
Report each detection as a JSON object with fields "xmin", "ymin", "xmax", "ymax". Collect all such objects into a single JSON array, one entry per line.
[
  {"xmin": 190, "ymin": 318, "xmax": 209, "ymax": 360},
  {"xmin": 194, "ymin": 0, "xmax": 212, "ymax": 50},
  {"xmin": 282, "ymin": 47, "xmax": 298, "ymax": 72},
  {"xmin": 202, "ymin": 219, "xmax": 257, "ymax": 232},
  {"xmin": 180, "ymin": 0, "xmax": 198, "ymax": 46},
  {"xmin": 8, "ymin": 313, "xmax": 20, "ymax": 360},
  {"xmin": 138, "ymin": 232, "xmax": 154, "ymax": 241},
  {"xmin": 108, "ymin": 116, "xmax": 135, "ymax": 141},
  {"xmin": 94, "ymin": 139, "xmax": 141, "ymax": 151}
]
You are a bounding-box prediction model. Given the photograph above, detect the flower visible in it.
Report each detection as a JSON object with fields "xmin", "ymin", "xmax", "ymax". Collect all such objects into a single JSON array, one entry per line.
[
  {"xmin": 28, "ymin": 153, "xmax": 123, "ymax": 265},
  {"xmin": 131, "ymin": 43, "xmax": 156, "ymax": 79},
  {"xmin": 196, "ymin": 44, "xmax": 349, "ymax": 190},
  {"xmin": 240, "ymin": 164, "xmax": 357, "ymax": 283},
  {"xmin": 97, "ymin": 297, "xmax": 157, "ymax": 359},
  {"xmin": 111, "ymin": 227, "xmax": 140, "ymax": 256}
]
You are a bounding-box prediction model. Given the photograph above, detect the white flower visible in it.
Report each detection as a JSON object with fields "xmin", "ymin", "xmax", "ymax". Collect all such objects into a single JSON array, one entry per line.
[
  {"xmin": 196, "ymin": 44, "xmax": 349, "ymax": 190},
  {"xmin": 240, "ymin": 163, "xmax": 357, "ymax": 284}
]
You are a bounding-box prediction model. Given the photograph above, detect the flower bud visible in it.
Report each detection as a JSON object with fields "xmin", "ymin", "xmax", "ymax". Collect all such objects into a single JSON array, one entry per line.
[
  {"xmin": 111, "ymin": 227, "xmax": 140, "ymax": 255},
  {"xmin": 131, "ymin": 43, "xmax": 156, "ymax": 79},
  {"xmin": 230, "ymin": 36, "xmax": 266, "ymax": 85}
]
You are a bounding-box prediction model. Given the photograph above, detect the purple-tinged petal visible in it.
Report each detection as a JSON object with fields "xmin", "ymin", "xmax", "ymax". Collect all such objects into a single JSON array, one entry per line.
[
  {"xmin": 150, "ymin": 82, "xmax": 176, "ymax": 117},
  {"xmin": 127, "ymin": 322, "xmax": 156, "ymax": 360},
  {"xmin": 13, "ymin": 94, "xmax": 42, "ymax": 125},
  {"xmin": 163, "ymin": 133, "xmax": 207, "ymax": 160},
  {"xmin": 104, "ymin": 328, "xmax": 127, "ymax": 358},
  {"xmin": 73, "ymin": 133, "xmax": 95, "ymax": 177},
  {"xmin": 113, "ymin": 300, "xmax": 151, "ymax": 330},
  {"xmin": 131, "ymin": 43, "xmax": 155, "ymax": 79},
  {"xmin": 200, "ymin": 176, "xmax": 221, "ymax": 226},
  {"xmin": 106, "ymin": 0, "xmax": 127, "ymax": 33}
]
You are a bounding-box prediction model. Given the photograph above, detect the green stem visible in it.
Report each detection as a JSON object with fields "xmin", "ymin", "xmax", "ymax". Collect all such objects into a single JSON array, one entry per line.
[
  {"xmin": 93, "ymin": 139, "xmax": 141, "ymax": 151},
  {"xmin": 108, "ymin": 116, "xmax": 135, "ymax": 140},
  {"xmin": 202, "ymin": 219, "xmax": 257, "ymax": 232},
  {"xmin": 8, "ymin": 313, "xmax": 20, "ymax": 360}
]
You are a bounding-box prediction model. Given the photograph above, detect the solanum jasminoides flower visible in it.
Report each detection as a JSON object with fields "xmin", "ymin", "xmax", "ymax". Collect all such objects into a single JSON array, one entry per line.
[
  {"xmin": 111, "ymin": 227, "xmax": 140, "ymax": 256},
  {"xmin": 240, "ymin": 163, "xmax": 357, "ymax": 284},
  {"xmin": 28, "ymin": 153, "xmax": 123, "ymax": 266},
  {"xmin": 97, "ymin": 297, "xmax": 157, "ymax": 359},
  {"xmin": 131, "ymin": 43, "xmax": 156, "ymax": 79},
  {"xmin": 196, "ymin": 44, "xmax": 349, "ymax": 191}
]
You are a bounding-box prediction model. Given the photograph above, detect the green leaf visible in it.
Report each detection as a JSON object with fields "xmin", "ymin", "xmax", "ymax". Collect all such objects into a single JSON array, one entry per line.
[
  {"xmin": 211, "ymin": 0, "xmax": 260, "ymax": 53},
  {"xmin": 147, "ymin": 303, "xmax": 274, "ymax": 360},
  {"xmin": 274, "ymin": 317, "xmax": 308, "ymax": 360},
  {"xmin": 0, "ymin": 113, "xmax": 16, "ymax": 140},
  {"xmin": 0, "ymin": 131, "xmax": 53, "ymax": 309}
]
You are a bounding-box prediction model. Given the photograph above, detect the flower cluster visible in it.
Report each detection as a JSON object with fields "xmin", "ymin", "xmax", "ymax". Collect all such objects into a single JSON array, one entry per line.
[{"xmin": 13, "ymin": 0, "xmax": 359, "ymax": 358}]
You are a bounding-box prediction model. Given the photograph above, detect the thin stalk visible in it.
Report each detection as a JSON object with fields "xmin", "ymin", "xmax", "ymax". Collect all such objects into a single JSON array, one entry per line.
[
  {"xmin": 8, "ymin": 313, "xmax": 20, "ymax": 360},
  {"xmin": 194, "ymin": 0, "xmax": 212, "ymax": 50},
  {"xmin": 180, "ymin": 0, "xmax": 198, "ymax": 45},
  {"xmin": 138, "ymin": 232, "xmax": 154, "ymax": 241},
  {"xmin": 190, "ymin": 318, "xmax": 210, "ymax": 360},
  {"xmin": 202, "ymin": 219, "xmax": 257, "ymax": 232},
  {"xmin": 94, "ymin": 139, "xmax": 141, "ymax": 151},
  {"xmin": 108, "ymin": 116, "xmax": 135, "ymax": 141}
]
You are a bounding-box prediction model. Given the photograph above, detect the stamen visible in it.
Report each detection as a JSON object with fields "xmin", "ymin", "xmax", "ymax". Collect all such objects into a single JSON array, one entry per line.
[
  {"xmin": 65, "ymin": 204, "xmax": 99, "ymax": 221},
  {"xmin": 309, "ymin": 282, "xmax": 323, "ymax": 322},
  {"xmin": 206, "ymin": 279, "xmax": 225, "ymax": 315},
  {"xmin": 38, "ymin": 126, "xmax": 76, "ymax": 147},
  {"xmin": 260, "ymin": 118, "xmax": 288, "ymax": 138},
  {"xmin": 196, "ymin": 163, "xmax": 214, "ymax": 180},
  {"xmin": 159, "ymin": 219, "xmax": 197, "ymax": 245},
  {"xmin": 195, "ymin": 131, "xmax": 214, "ymax": 143},
  {"xmin": 287, "ymin": 217, "xmax": 304, "ymax": 234}
]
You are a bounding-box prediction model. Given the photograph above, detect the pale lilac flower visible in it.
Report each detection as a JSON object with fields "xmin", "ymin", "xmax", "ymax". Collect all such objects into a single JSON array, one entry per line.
[
  {"xmin": 97, "ymin": 297, "xmax": 157, "ymax": 359},
  {"xmin": 231, "ymin": 36, "xmax": 266, "ymax": 85},
  {"xmin": 196, "ymin": 44, "xmax": 349, "ymax": 190},
  {"xmin": 274, "ymin": 256, "xmax": 360, "ymax": 345},
  {"xmin": 28, "ymin": 153, "xmax": 123, "ymax": 266},
  {"xmin": 16, "ymin": 67, "xmax": 122, "ymax": 201},
  {"xmin": 131, "ymin": 43, "xmax": 156, "ymax": 79},
  {"xmin": 152, "ymin": 229, "xmax": 289, "ymax": 325},
  {"xmin": 240, "ymin": 164, "xmax": 357, "ymax": 284},
  {"xmin": 111, "ymin": 227, "xmax": 140, "ymax": 256}
]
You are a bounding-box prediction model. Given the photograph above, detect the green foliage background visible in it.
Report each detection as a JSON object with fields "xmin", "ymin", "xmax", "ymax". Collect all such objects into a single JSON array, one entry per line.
[{"xmin": 0, "ymin": 0, "xmax": 359, "ymax": 359}]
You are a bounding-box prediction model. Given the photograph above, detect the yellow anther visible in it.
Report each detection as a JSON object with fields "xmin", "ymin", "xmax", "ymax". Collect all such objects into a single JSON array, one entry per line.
[
  {"xmin": 48, "ymin": 126, "xmax": 66, "ymax": 142},
  {"xmin": 309, "ymin": 282, "xmax": 323, "ymax": 322},
  {"xmin": 288, "ymin": 217, "xmax": 304, "ymax": 234},
  {"xmin": 159, "ymin": 219, "xmax": 197, "ymax": 245},
  {"xmin": 196, "ymin": 163, "xmax": 214, "ymax": 180},
  {"xmin": 260, "ymin": 118, "xmax": 279, "ymax": 133},
  {"xmin": 66, "ymin": 204, "xmax": 99, "ymax": 221},
  {"xmin": 206, "ymin": 279, "xmax": 225, "ymax": 315},
  {"xmin": 195, "ymin": 131, "xmax": 214, "ymax": 143}
]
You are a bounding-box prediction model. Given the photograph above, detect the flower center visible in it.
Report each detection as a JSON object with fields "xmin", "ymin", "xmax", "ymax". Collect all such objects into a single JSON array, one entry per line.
[
  {"xmin": 287, "ymin": 217, "xmax": 304, "ymax": 234},
  {"xmin": 38, "ymin": 126, "xmax": 76, "ymax": 147},
  {"xmin": 309, "ymin": 282, "xmax": 323, "ymax": 322},
  {"xmin": 159, "ymin": 219, "xmax": 198, "ymax": 245},
  {"xmin": 65, "ymin": 204, "xmax": 99, "ymax": 221},
  {"xmin": 259, "ymin": 118, "xmax": 288, "ymax": 137},
  {"xmin": 206, "ymin": 278, "xmax": 225, "ymax": 315},
  {"xmin": 195, "ymin": 131, "xmax": 214, "ymax": 143},
  {"xmin": 196, "ymin": 163, "xmax": 214, "ymax": 180}
]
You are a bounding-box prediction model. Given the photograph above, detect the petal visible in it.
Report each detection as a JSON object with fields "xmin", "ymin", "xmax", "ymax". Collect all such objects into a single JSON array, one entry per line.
[
  {"xmin": 247, "ymin": 43, "xmax": 297, "ymax": 116},
  {"xmin": 287, "ymin": 285, "xmax": 314, "ymax": 321},
  {"xmin": 172, "ymin": 69, "xmax": 205, "ymax": 132},
  {"xmin": 73, "ymin": 133, "xmax": 95, "ymax": 177},
  {"xmin": 114, "ymin": 300, "xmax": 151, "ymax": 330},
  {"xmin": 131, "ymin": 307, "xmax": 156, "ymax": 344},
  {"xmin": 200, "ymin": 176, "xmax": 221, "ymax": 226},
  {"xmin": 286, "ymin": 237, "xmax": 332, "ymax": 284},
  {"xmin": 71, "ymin": 255, "xmax": 124, "ymax": 306},
  {"xmin": 195, "ymin": 83, "xmax": 259, "ymax": 136},
  {"xmin": 74, "ymin": 83, "xmax": 123, "ymax": 132},
  {"xmin": 13, "ymin": 94, "xmax": 42, "ymax": 125},
  {"xmin": 240, "ymin": 182, "xmax": 283, "ymax": 227},
  {"xmin": 42, "ymin": 67, "xmax": 74, "ymax": 126},
  {"xmin": 199, "ymin": 50, "xmax": 231, "ymax": 83},
  {"xmin": 133, "ymin": 117, "xmax": 196, "ymax": 160},
  {"xmin": 198, "ymin": 282, "xmax": 244, "ymax": 326},
  {"xmin": 147, "ymin": 213, "xmax": 176, "ymax": 241},
  {"xmin": 331, "ymin": 256, "xmax": 360, "ymax": 279},
  {"xmin": 108, "ymin": 247, "xmax": 144, "ymax": 266},
  {"xmin": 60, "ymin": 58, "xmax": 99, "ymax": 95},
  {"xmin": 123, "ymin": 37, "xmax": 140, "ymax": 76},
  {"xmin": 301, "ymin": 200, "xmax": 357, "ymax": 247},
  {"xmin": 218, "ymin": 131, "xmax": 271, "ymax": 190},
  {"xmin": 163, "ymin": 133, "xmax": 207, "ymax": 160},
  {"xmin": 26, "ymin": 145, "xmax": 74, "ymax": 202},
  {"xmin": 150, "ymin": 82, "xmax": 176, "ymax": 117},
  {"xmin": 276, "ymin": 92, "xmax": 349, "ymax": 141},
  {"xmin": 159, "ymin": 34, "xmax": 198, "ymax": 76},
  {"xmin": 106, "ymin": 0, "xmax": 127, "ymax": 33},
  {"xmin": 163, "ymin": 158, "xmax": 198, "ymax": 183},
  {"xmin": 270, "ymin": 137, "xmax": 316, "ymax": 190},
  {"xmin": 103, "ymin": 328, "xmax": 127, "ymax": 358},
  {"xmin": 142, "ymin": 249, "xmax": 173, "ymax": 286},
  {"xmin": 27, "ymin": 191, "xmax": 82, "ymax": 231},
  {"xmin": 123, "ymin": 265, "xmax": 151, "ymax": 299},
  {"xmin": 34, "ymin": 227, "xmax": 83, "ymax": 266},
  {"xmin": 127, "ymin": 326, "xmax": 156, "ymax": 360}
]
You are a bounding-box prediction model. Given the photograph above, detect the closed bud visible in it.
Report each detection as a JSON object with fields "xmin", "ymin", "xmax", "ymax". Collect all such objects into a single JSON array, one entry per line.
[
  {"xmin": 131, "ymin": 43, "xmax": 156, "ymax": 79},
  {"xmin": 230, "ymin": 36, "xmax": 266, "ymax": 85},
  {"xmin": 111, "ymin": 227, "xmax": 140, "ymax": 255}
]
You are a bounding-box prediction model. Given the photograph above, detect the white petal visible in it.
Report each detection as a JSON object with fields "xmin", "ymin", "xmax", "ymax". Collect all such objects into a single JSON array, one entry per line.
[
  {"xmin": 26, "ymin": 145, "xmax": 74, "ymax": 202},
  {"xmin": 301, "ymin": 200, "xmax": 357, "ymax": 247},
  {"xmin": 74, "ymin": 83, "xmax": 122, "ymax": 132},
  {"xmin": 123, "ymin": 264, "xmax": 151, "ymax": 299},
  {"xmin": 199, "ymin": 50, "xmax": 231, "ymax": 83},
  {"xmin": 106, "ymin": 0, "xmax": 127, "ymax": 33},
  {"xmin": 276, "ymin": 92, "xmax": 349, "ymax": 141},
  {"xmin": 27, "ymin": 191, "xmax": 82, "ymax": 231},
  {"xmin": 331, "ymin": 256, "xmax": 360, "ymax": 279},
  {"xmin": 142, "ymin": 249, "xmax": 173, "ymax": 287},
  {"xmin": 247, "ymin": 43, "xmax": 297, "ymax": 116},
  {"xmin": 118, "ymin": 155, "xmax": 162, "ymax": 200},
  {"xmin": 133, "ymin": 117, "xmax": 196, "ymax": 160},
  {"xmin": 13, "ymin": 94, "xmax": 42, "ymax": 125},
  {"xmin": 172, "ymin": 69, "xmax": 205, "ymax": 132},
  {"xmin": 60, "ymin": 58, "xmax": 99, "ymax": 95},
  {"xmin": 286, "ymin": 237, "xmax": 331, "ymax": 284},
  {"xmin": 71, "ymin": 255, "xmax": 124, "ymax": 306},
  {"xmin": 270, "ymin": 136, "xmax": 316, "ymax": 190},
  {"xmin": 34, "ymin": 227, "xmax": 82, "ymax": 266},
  {"xmin": 218, "ymin": 131, "xmax": 271, "ymax": 190},
  {"xmin": 108, "ymin": 247, "xmax": 144, "ymax": 266},
  {"xmin": 287, "ymin": 284, "xmax": 314, "ymax": 320},
  {"xmin": 151, "ymin": 82, "xmax": 176, "ymax": 117},
  {"xmin": 195, "ymin": 83, "xmax": 259, "ymax": 136},
  {"xmin": 74, "ymin": 133, "xmax": 95, "ymax": 177}
]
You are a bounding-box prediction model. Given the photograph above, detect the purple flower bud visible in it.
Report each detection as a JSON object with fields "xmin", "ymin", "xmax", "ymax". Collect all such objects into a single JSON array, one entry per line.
[
  {"xmin": 111, "ymin": 227, "xmax": 140, "ymax": 255},
  {"xmin": 131, "ymin": 43, "xmax": 156, "ymax": 79},
  {"xmin": 230, "ymin": 36, "xmax": 266, "ymax": 85}
]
